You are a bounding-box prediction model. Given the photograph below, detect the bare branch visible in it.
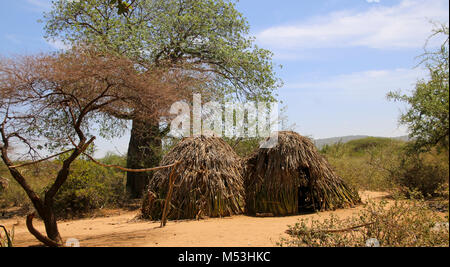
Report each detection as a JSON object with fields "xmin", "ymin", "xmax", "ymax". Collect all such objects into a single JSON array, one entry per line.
[
  {"xmin": 9, "ymin": 149, "xmax": 75, "ymax": 169},
  {"xmin": 82, "ymin": 151, "xmax": 180, "ymax": 173}
]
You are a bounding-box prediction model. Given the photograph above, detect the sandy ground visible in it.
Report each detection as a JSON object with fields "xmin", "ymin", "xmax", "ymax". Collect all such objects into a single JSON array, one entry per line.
[{"xmin": 0, "ymin": 191, "xmax": 389, "ymax": 247}]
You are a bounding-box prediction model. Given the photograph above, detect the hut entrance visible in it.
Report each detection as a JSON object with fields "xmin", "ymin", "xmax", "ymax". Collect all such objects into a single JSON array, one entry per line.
[{"xmin": 298, "ymin": 168, "xmax": 315, "ymax": 213}]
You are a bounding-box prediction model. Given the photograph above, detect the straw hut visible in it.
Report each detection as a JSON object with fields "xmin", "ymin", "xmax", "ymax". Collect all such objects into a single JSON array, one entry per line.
[
  {"xmin": 245, "ymin": 131, "xmax": 360, "ymax": 216},
  {"xmin": 141, "ymin": 136, "xmax": 244, "ymax": 220}
]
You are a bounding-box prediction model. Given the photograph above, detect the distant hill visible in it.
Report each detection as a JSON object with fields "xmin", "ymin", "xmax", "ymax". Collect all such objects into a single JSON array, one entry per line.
[{"xmin": 314, "ymin": 135, "xmax": 410, "ymax": 149}]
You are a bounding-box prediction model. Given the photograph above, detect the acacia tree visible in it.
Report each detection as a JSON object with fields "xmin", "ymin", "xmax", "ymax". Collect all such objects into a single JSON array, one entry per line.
[
  {"xmin": 388, "ymin": 23, "xmax": 449, "ymax": 153},
  {"xmin": 43, "ymin": 0, "xmax": 282, "ymax": 198},
  {"xmin": 0, "ymin": 48, "xmax": 193, "ymax": 246}
]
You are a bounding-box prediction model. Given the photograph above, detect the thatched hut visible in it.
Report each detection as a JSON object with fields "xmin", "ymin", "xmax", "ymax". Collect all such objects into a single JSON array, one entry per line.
[
  {"xmin": 245, "ymin": 131, "xmax": 360, "ymax": 216},
  {"xmin": 141, "ymin": 136, "xmax": 244, "ymax": 220}
]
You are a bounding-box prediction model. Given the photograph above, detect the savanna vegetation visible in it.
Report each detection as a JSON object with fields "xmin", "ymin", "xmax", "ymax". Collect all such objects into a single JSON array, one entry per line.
[
  {"xmin": 281, "ymin": 23, "xmax": 449, "ymax": 247},
  {"xmin": 320, "ymin": 137, "xmax": 449, "ymax": 197},
  {"xmin": 0, "ymin": 0, "xmax": 448, "ymax": 247},
  {"xmin": 280, "ymin": 199, "xmax": 448, "ymax": 247}
]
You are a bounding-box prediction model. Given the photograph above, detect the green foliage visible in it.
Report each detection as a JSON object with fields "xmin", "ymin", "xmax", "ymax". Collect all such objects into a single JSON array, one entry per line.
[
  {"xmin": 0, "ymin": 225, "xmax": 14, "ymax": 247},
  {"xmin": 280, "ymin": 200, "xmax": 449, "ymax": 247},
  {"xmin": 0, "ymin": 162, "xmax": 58, "ymax": 209},
  {"xmin": 388, "ymin": 23, "xmax": 449, "ymax": 152},
  {"xmin": 322, "ymin": 137, "xmax": 397, "ymax": 156},
  {"xmin": 110, "ymin": 0, "xmax": 133, "ymax": 15},
  {"xmin": 346, "ymin": 137, "xmax": 396, "ymax": 154},
  {"xmin": 43, "ymin": 0, "xmax": 282, "ymax": 103},
  {"xmin": 224, "ymin": 137, "xmax": 262, "ymax": 158},
  {"xmin": 321, "ymin": 138, "xmax": 406, "ymax": 191},
  {"xmin": 391, "ymin": 151, "xmax": 449, "ymax": 198},
  {"xmin": 50, "ymin": 157, "xmax": 127, "ymax": 218},
  {"xmin": 1, "ymin": 154, "xmax": 128, "ymax": 217},
  {"xmin": 321, "ymin": 137, "xmax": 449, "ymax": 197}
]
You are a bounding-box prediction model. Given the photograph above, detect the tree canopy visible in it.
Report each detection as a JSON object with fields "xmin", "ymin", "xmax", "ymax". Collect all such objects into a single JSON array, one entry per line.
[
  {"xmin": 43, "ymin": 0, "xmax": 282, "ymax": 103},
  {"xmin": 43, "ymin": 0, "xmax": 282, "ymax": 198},
  {"xmin": 388, "ymin": 23, "xmax": 449, "ymax": 153},
  {"xmin": 0, "ymin": 47, "xmax": 193, "ymax": 245}
]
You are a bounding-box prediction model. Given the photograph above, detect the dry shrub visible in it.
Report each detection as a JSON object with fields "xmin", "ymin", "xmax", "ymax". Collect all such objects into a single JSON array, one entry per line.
[
  {"xmin": 391, "ymin": 151, "xmax": 449, "ymax": 198},
  {"xmin": 0, "ymin": 225, "xmax": 14, "ymax": 247},
  {"xmin": 280, "ymin": 199, "xmax": 449, "ymax": 247}
]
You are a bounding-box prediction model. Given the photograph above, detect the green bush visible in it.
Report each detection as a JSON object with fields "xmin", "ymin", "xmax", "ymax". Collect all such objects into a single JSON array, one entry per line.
[
  {"xmin": 1, "ymin": 154, "xmax": 128, "ymax": 217},
  {"xmin": 321, "ymin": 137, "xmax": 449, "ymax": 196},
  {"xmin": 279, "ymin": 199, "xmax": 449, "ymax": 247},
  {"xmin": 345, "ymin": 137, "xmax": 396, "ymax": 155},
  {"xmin": 390, "ymin": 152, "xmax": 449, "ymax": 198},
  {"xmin": 49, "ymin": 155, "xmax": 127, "ymax": 218},
  {"xmin": 0, "ymin": 162, "xmax": 58, "ymax": 209},
  {"xmin": 321, "ymin": 138, "xmax": 405, "ymax": 191},
  {"xmin": 225, "ymin": 137, "xmax": 262, "ymax": 158}
]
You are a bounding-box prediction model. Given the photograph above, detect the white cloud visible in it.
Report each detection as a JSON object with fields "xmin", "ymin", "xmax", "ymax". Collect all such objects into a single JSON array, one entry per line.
[
  {"xmin": 5, "ymin": 34, "xmax": 22, "ymax": 45},
  {"xmin": 367, "ymin": 0, "xmax": 381, "ymax": 3},
  {"xmin": 280, "ymin": 68, "xmax": 426, "ymax": 138},
  {"xmin": 26, "ymin": 0, "xmax": 51, "ymax": 10},
  {"xmin": 284, "ymin": 68, "xmax": 427, "ymax": 98},
  {"xmin": 257, "ymin": 0, "xmax": 449, "ymax": 50},
  {"xmin": 46, "ymin": 39, "xmax": 71, "ymax": 50}
]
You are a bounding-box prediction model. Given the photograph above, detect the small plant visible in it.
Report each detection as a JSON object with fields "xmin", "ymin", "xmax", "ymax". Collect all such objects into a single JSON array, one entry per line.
[
  {"xmin": 279, "ymin": 199, "xmax": 449, "ymax": 247},
  {"xmin": 0, "ymin": 225, "xmax": 14, "ymax": 247}
]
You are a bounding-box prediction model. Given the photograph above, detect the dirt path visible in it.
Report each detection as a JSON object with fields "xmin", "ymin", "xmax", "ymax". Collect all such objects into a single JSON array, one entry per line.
[{"xmin": 0, "ymin": 191, "xmax": 389, "ymax": 247}]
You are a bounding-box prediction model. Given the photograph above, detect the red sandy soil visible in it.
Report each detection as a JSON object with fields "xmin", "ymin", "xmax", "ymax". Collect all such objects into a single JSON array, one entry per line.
[{"xmin": 0, "ymin": 191, "xmax": 389, "ymax": 247}]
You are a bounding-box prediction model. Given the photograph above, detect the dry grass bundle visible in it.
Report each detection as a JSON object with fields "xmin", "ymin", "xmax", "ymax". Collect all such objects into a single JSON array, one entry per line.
[
  {"xmin": 141, "ymin": 136, "xmax": 244, "ymax": 220},
  {"xmin": 245, "ymin": 131, "xmax": 360, "ymax": 216}
]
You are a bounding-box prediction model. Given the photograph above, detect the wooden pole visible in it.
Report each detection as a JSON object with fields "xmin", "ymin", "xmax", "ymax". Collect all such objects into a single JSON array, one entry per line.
[{"xmin": 160, "ymin": 162, "xmax": 179, "ymax": 228}]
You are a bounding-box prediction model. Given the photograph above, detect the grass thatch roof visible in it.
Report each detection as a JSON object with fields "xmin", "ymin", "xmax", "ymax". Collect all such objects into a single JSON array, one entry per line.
[
  {"xmin": 141, "ymin": 136, "xmax": 244, "ymax": 220},
  {"xmin": 245, "ymin": 131, "xmax": 360, "ymax": 216}
]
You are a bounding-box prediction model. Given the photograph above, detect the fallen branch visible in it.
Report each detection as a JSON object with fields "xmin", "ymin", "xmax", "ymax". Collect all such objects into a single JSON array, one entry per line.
[{"xmin": 286, "ymin": 221, "xmax": 377, "ymax": 235}]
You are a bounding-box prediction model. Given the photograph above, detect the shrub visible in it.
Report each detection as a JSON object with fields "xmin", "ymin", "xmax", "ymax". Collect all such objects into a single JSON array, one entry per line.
[
  {"xmin": 1, "ymin": 154, "xmax": 128, "ymax": 217},
  {"xmin": 279, "ymin": 199, "xmax": 449, "ymax": 247},
  {"xmin": 0, "ymin": 162, "xmax": 58, "ymax": 209},
  {"xmin": 322, "ymin": 138, "xmax": 404, "ymax": 191},
  {"xmin": 49, "ymin": 157, "xmax": 127, "ymax": 218},
  {"xmin": 321, "ymin": 137, "xmax": 449, "ymax": 196},
  {"xmin": 0, "ymin": 225, "xmax": 14, "ymax": 247},
  {"xmin": 345, "ymin": 137, "xmax": 396, "ymax": 155},
  {"xmin": 390, "ymin": 151, "xmax": 449, "ymax": 198},
  {"xmin": 225, "ymin": 137, "xmax": 262, "ymax": 158}
]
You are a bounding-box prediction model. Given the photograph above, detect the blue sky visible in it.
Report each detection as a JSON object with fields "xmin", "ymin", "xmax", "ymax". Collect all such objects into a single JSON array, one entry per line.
[{"xmin": 1, "ymin": 0, "xmax": 449, "ymax": 157}]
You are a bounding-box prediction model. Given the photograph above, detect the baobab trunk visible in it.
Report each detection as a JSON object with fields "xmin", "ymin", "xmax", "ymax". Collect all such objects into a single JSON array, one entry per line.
[{"xmin": 126, "ymin": 119, "xmax": 163, "ymax": 198}]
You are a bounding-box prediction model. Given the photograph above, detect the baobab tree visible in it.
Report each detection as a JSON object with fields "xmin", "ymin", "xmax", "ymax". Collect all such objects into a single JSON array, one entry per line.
[
  {"xmin": 0, "ymin": 47, "xmax": 198, "ymax": 246},
  {"xmin": 43, "ymin": 0, "xmax": 282, "ymax": 198}
]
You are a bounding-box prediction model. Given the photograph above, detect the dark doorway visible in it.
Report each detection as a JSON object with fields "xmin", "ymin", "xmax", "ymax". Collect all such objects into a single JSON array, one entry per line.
[{"xmin": 298, "ymin": 168, "xmax": 315, "ymax": 214}]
